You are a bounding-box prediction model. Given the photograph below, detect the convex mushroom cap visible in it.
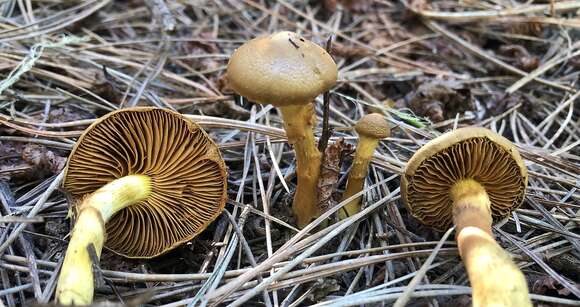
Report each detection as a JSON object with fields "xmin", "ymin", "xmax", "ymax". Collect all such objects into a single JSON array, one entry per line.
[
  {"xmin": 401, "ymin": 127, "xmax": 527, "ymax": 230},
  {"xmin": 227, "ymin": 31, "xmax": 338, "ymax": 106},
  {"xmin": 355, "ymin": 113, "xmax": 390, "ymax": 139},
  {"xmin": 64, "ymin": 107, "xmax": 228, "ymax": 258}
]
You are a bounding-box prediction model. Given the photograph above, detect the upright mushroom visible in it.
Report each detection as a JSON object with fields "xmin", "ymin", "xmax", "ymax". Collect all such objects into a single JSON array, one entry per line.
[
  {"xmin": 227, "ymin": 31, "xmax": 337, "ymax": 227},
  {"xmin": 57, "ymin": 107, "xmax": 228, "ymax": 305},
  {"xmin": 401, "ymin": 127, "xmax": 531, "ymax": 307},
  {"xmin": 340, "ymin": 113, "xmax": 390, "ymax": 219}
]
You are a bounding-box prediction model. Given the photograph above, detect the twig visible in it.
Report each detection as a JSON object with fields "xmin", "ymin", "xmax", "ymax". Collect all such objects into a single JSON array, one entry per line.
[{"xmin": 318, "ymin": 35, "xmax": 335, "ymax": 154}]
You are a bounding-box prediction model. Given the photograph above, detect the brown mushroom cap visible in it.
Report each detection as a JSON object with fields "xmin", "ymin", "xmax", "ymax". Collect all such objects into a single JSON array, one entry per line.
[
  {"xmin": 355, "ymin": 113, "xmax": 390, "ymax": 139},
  {"xmin": 226, "ymin": 31, "xmax": 337, "ymax": 107},
  {"xmin": 401, "ymin": 127, "xmax": 527, "ymax": 231},
  {"xmin": 64, "ymin": 107, "xmax": 228, "ymax": 258}
]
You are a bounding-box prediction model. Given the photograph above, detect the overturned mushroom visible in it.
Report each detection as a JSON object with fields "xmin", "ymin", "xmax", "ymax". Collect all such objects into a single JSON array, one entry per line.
[
  {"xmin": 57, "ymin": 107, "xmax": 228, "ymax": 305},
  {"xmin": 401, "ymin": 127, "xmax": 531, "ymax": 307},
  {"xmin": 227, "ymin": 31, "xmax": 337, "ymax": 227}
]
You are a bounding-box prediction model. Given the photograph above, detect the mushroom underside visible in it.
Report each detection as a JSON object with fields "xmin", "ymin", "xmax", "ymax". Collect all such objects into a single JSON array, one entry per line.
[
  {"xmin": 405, "ymin": 137, "xmax": 526, "ymax": 230},
  {"xmin": 65, "ymin": 109, "xmax": 227, "ymax": 258}
]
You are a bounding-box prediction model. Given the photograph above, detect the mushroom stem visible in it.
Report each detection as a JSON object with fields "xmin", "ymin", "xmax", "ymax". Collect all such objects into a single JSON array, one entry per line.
[
  {"xmin": 339, "ymin": 135, "xmax": 379, "ymax": 219},
  {"xmin": 57, "ymin": 175, "xmax": 152, "ymax": 305},
  {"xmin": 279, "ymin": 104, "xmax": 322, "ymax": 228},
  {"xmin": 451, "ymin": 179, "xmax": 531, "ymax": 307}
]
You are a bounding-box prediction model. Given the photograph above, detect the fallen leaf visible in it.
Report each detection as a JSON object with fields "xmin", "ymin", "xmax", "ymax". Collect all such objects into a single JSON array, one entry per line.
[
  {"xmin": 317, "ymin": 138, "xmax": 352, "ymax": 215},
  {"xmin": 404, "ymin": 79, "xmax": 474, "ymax": 122},
  {"xmin": 22, "ymin": 144, "xmax": 66, "ymax": 174}
]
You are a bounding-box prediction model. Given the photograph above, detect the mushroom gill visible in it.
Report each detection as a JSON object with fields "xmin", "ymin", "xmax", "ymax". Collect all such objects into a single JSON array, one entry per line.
[
  {"xmin": 405, "ymin": 136, "xmax": 526, "ymax": 231},
  {"xmin": 64, "ymin": 108, "xmax": 227, "ymax": 258}
]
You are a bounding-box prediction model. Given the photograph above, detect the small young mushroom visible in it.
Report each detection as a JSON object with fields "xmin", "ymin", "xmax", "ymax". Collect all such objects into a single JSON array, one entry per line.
[
  {"xmin": 57, "ymin": 107, "xmax": 228, "ymax": 305},
  {"xmin": 339, "ymin": 113, "xmax": 390, "ymax": 219},
  {"xmin": 401, "ymin": 127, "xmax": 531, "ymax": 307},
  {"xmin": 227, "ymin": 31, "xmax": 337, "ymax": 228}
]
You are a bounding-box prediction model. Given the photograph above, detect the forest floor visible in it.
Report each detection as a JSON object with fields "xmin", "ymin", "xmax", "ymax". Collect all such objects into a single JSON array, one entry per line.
[{"xmin": 0, "ymin": 1, "xmax": 579, "ymax": 306}]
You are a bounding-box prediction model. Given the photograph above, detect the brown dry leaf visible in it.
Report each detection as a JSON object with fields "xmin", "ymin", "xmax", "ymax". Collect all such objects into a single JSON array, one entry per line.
[
  {"xmin": 548, "ymin": 253, "xmax": 580, "ymax": 280},
  {"xmin": 507, "ymin": 22, "xmax": 543, "ymax": 36},
  {"xmin": 0, "ymin": 140, "xmax": 23, "ymax": 180},
  {"xmin": 48, "ymin": 107, "xmax": 94, "ymax": 123},
  {"xmin": 331, "ymin": 43, "xmax": 371, "ymax": 59},
  {"xmin": 196, "ymin": 100, "xmax": 250, "ymax": 120},
  {"xmin": 88, "ymin": 68, "xmax": 122, "ymax": 104},
  {"xmin": 0, "ymin": 140, "xmax": 19, "ymax": 157},
  {"xmin": 486, "ymin": 92, "xmax": 541, "ymax": 121},
  {"xmin": 323, "ymin": 0, "xmax": 337, "ymax": 11},
  {"xmin": 499, "ymin": 44, "xmax": 540, "ymax": 72},
  {"xmin": 180, "ymin": 35, "xmax": 221, "ymax": 71},
  {"xmin": 308, "ymin": 278, "xmax": 340, "ymax": 302},
  {"xmin": 317, "ymin": 138, "xmax": 352, "ymax": 214},
  {"xmin": 486, "ymin": 93, "xmax": 523, "ymax": 116},
  {"xmin": 532, "ymin": 276, "xmax": 580, "ymax": 297},
  {"xmin": 22, "ymin": 144, "xmax": 66, "ymax": 174},
  {"xmin": 533, "ymin": 276, "xmax": 559, "ymax": 295},
  {"xmin": 403, "ymin": 79, "xmax": 474, "ymax": 122},
  {"xmin": 409, "ymin": 0, "xmax": 429, "ymax": 11},
  {"xmin": 22, "ymin": 144, "xmax": 66, "ymax": 173}
]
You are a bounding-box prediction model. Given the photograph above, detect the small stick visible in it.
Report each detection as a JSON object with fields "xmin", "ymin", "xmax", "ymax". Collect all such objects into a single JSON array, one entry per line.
[{"xmin": 318, "ymin": 34, "xmax": 334, "ymax": 154}]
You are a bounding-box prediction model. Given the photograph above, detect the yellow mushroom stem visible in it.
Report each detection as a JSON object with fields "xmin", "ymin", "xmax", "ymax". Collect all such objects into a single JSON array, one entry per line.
[
  {"xmin": 279, "ymin": 104, "xmax": 322, "ymax": 228},
  {"xmin": 57, "ymin": 175, "xmax": 152, "ymax": 305},
  {"xmin": 450, "ymin": 179, "xmax": 531, "ymax": 307},
  {"xmin": 339, "ymin": 134, "xmax": 379, "ymax": 219}
]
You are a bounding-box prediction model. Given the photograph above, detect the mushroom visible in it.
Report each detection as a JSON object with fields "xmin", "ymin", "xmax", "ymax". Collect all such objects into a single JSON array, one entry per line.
[
  {"xmin": 227, "ymin": 31, "xmax": 337, "ymax": 227},
  {"xmin": 401, "ymin": 127, "xmax": 531, "ymax": 307},
  {"xmin": 56, "ymin": 107, "xmax": 228, "ymax": 305},
  {"xmin": 339, "ymin": 113, "xmax": 390, "ymax": 219}
]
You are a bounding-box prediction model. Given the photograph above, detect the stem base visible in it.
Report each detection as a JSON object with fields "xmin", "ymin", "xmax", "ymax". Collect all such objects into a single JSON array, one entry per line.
[
  {"xmin": 57, "ymin": 207, "xmax": 104, "ymax": 305},
  {"xmin": 57, "ymin": 175, "xmax": 151, "ymax": 305}
]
